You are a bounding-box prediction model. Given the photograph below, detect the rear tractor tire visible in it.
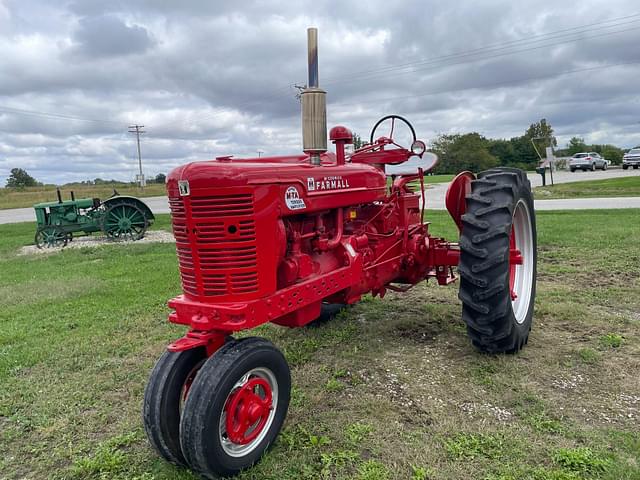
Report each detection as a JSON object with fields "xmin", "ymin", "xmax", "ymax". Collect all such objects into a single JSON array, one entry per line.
[
  {"xmin": 180, "ymin": 337, "xmax": 291, "ymax": 479},
  {"xmin": 458, "ymin": 167, "xmax": 537, "ymax": 353},
  {"xmin": 102, "ymin": 201, "xmax": 149, "ymax": 241},
  {"xmin": 143, "ymin": 347, "xmax": 207, "ymax": 466}
]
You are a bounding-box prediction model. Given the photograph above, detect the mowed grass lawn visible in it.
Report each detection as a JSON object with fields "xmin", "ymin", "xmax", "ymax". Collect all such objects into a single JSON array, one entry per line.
[
  {"xmin": 0, "ymin": 183, "xmax": 167, "ymax": 210},
  {"xmin": 1, "ymin": 211, "xmax": 639, "ymax": 480},
  {"xmin": 534, "ymin": 175, "xmax": 640, "ymax": 199}
]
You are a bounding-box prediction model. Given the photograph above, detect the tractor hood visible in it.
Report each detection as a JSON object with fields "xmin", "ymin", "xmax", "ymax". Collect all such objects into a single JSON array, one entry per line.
[{"xmin": 166, "ymin": 152, "xmax": 387, "ymax": 205}]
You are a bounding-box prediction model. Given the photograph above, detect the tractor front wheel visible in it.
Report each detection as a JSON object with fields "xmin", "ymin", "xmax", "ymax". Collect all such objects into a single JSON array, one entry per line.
[
  {"xmin": 143, "ymin": 347, "xmax": 207, "ymax": 466},
  {"xmin": 35, "ymin": 226, "xmax": 68, "ymax": 249},
  {"xmin": 179, "ymin": 337, "xmax": 291, "ymax": 478},
  {"xmin": 458, "ymin": 168, "xmax": 537, "ymax": 353}
]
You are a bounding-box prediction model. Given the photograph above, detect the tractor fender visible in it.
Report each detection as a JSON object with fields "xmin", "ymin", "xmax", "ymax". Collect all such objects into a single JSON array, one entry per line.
[
  {"xmin": 445, "ymin": 171, "xmax": 475, "ymax": 232},
  {"xmin": 102, "ymin": 196, "xmax": 155, "ymax": 222}
]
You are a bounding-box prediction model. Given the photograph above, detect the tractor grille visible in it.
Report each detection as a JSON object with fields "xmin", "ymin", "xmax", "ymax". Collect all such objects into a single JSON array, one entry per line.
[{"xmin": 169, "ymin": 194, "xmax": 259, "ymax": 298}]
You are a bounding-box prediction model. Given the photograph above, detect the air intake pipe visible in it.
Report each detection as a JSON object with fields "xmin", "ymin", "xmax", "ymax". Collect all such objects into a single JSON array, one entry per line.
[{"xmin": 301, "ymin": 27, "xmax": 327, "ymax": 166}]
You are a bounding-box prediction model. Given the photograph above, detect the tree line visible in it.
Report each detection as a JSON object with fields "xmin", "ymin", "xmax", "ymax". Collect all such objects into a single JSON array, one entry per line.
[
  {"xmin": 429, "ymin": 119, "xmax": 629, "ymax": 174},
  {"xmin": 4, "ymin": 169, "xmax": 167, "ymax": 189}
]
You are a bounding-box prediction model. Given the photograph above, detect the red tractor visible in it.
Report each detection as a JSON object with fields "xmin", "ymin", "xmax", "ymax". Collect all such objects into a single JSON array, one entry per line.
[{"xmin": 143, "ymin": 29, "xmax": 537, "ymax": 479}]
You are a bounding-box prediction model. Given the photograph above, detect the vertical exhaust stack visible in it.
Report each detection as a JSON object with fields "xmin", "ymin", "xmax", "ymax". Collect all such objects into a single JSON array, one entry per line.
[{"xmin": 301, "ymin": 27, "xmax": 327, "ymax": 166}]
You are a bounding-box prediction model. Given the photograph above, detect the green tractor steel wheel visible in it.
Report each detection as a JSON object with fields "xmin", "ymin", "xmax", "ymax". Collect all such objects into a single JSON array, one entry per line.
[
  {"xmin": 102, "ymin": 202, "xmax": 149, "ymax": 241},
  {"xmin": 35, "ymin": 226, "xmax": 68, "ymax": 249}
]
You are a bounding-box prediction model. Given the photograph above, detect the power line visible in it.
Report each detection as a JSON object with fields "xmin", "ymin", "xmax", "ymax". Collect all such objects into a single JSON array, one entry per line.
[
  {"xmin": 322, "ymin": 23, "xmax": 640, "ymax": 86},
  {"xmin": 1, "ymin": 13, "xmax": 639, "ymax": 134},
  {"xmin": 321, "ymin": 13, "xmax": 640, "ymax": 85},
  {"xmin": 0, "ymin": 105, "xmax": 123, "ymax": 126},
  {"xmin": 329, "ymin": 60, "xmax": 640, "ymax": 108},
  {"xmin": 156, "ymin": 14, "xmax": 640, "ymax": 129},
  {"xmin": 155, "ymin": 83, "xmax": 299, "ymax": 132}
]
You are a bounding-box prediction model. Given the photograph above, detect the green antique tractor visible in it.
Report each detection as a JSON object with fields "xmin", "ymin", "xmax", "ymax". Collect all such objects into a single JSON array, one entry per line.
[{"xmin": 33, "ymin": 189, "xmax": 155, "ymax": 248}]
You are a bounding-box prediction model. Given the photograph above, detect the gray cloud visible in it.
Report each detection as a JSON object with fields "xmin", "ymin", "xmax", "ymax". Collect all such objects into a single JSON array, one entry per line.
[
  {"xmin": 70, "ymin": 14, "xmax": 155, "ymax": 58},
  {"xmin": 0, "ymin": 0, "xmax": 639, "ymax": 186}
]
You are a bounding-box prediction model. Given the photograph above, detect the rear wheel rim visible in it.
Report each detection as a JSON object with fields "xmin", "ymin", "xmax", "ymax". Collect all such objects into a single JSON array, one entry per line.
[
  {"xmin": 510, "ymin": 200, "xmax": 534, "ymax": 324},
  {"xmin": 219, "ymin": 367, "xmax": 278, "ymax": 458},
  {"xmin": 104, "ymin": 204, "xmax": 147, "ymax": 240}
]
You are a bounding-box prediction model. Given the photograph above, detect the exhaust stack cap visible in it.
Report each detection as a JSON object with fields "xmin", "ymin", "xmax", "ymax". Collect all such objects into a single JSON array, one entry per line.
[{"xmin": 301, "ymin": 27, "xmax": 327, "ymax": 165}]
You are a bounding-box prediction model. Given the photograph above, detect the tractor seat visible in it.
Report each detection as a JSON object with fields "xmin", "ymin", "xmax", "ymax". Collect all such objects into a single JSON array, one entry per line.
[{"xmin": 385, "ymin": 152, "xmax": 439, "ymax": 176}]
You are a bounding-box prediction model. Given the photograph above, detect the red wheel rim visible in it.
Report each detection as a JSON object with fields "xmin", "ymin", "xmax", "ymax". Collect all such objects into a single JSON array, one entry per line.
[
  {"xmin": 225, "ymin": 377, "xmax": 273, "ymax": 445},
  {"xmin": 179, "ymin": 360, "xmax": 205, "ymax": 414},
  {"xmin": 509, "ymin": 225, "xmax": 523, "ymax": 301}
]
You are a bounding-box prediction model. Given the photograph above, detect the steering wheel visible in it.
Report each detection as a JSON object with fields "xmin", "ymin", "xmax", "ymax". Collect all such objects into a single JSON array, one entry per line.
[{"xmin": 369, "ymin": 115, "xmax": 417, "ymax": 147}]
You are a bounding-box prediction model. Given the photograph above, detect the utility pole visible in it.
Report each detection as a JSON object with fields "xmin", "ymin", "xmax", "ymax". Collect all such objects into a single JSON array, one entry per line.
[{"xmin": 128, "ymin": 124, "xmax": 145, "ymax": 188}]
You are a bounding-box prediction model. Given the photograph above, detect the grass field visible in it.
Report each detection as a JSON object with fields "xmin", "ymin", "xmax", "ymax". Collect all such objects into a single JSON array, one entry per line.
[
  {"xmin": 1, "ymin": 211, "xmax": 639, "ymax": 479},
  {"xmin": 0, "ymin": 183, "xmax": 166, "ymax": 210},
  {"xmin": 534, "ymin": 175, "xmax": 640, "ymax": 199}
]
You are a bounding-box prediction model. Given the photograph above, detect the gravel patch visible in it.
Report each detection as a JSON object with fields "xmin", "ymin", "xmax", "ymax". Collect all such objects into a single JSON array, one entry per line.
[{"xmin": 19, "ymin": 230, "xmax": 175, "ymax": 255}]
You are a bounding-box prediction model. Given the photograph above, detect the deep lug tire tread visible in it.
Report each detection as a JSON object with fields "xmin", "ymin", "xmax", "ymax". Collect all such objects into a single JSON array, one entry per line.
[
  {"xmin": 143, "ymin": 347, "xmax": 207, "ymax": 466},
  {"xmin": 179, "ymin": 337, "xmax": 291, "ymax": 479},
  {"xmin": 458, "ymin": 168, "xmax": 537, "ymax": 353}
]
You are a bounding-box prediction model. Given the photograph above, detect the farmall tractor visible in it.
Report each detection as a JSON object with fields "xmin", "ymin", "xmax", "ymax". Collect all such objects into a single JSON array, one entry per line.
[{"xmin": 143, "ymin": 29, "xmax": 537, "ymax": 478}]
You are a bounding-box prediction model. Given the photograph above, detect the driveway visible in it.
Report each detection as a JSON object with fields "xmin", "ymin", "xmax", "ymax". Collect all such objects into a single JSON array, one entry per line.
[{"xmin": 1, "ymin": 169, "xmax": 639, "ymax": 225}]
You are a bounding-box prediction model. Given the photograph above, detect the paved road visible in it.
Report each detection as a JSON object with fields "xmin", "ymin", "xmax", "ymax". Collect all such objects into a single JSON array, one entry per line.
[
  {"xmin": 425, "ymin": 169, "xmax": 640, "ymax": 210},
  {"xmin": 526, "ymin": 167, "xmax": 635, "ymax": 188},
  {"xmin": 1, "ymin": 169, "xmax": 639, "ymax": 225}
]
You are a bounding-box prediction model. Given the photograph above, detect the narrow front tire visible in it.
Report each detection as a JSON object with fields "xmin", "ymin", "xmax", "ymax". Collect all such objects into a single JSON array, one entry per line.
[
  {"xmin": 180, "ymin": 337, "xmax": 291, "ymax": 478},
  {"xmin": 143, "ymin": 348, "xmax": 207, "ymax": 466}
]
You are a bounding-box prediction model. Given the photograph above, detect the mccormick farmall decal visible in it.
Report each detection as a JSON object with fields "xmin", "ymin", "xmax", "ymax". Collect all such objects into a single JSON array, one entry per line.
[{"xmin": 307, "ymin": 175, "xmax": 350, "ymax": 191}]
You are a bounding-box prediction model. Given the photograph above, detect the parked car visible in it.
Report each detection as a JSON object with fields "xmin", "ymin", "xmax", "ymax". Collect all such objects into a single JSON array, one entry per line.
[
  {"xmin": 569, "ymin": 152, "xmax": 608, "ymax": 172},
  {"xmin": 622, "ymin": 148, "xmax": 640, "ymax": 170}
]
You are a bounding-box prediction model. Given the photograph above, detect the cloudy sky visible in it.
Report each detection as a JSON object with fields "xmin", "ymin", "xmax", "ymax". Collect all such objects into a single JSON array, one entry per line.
[{"xmin": 1, "ymin": 0, "xmax": 639, "ymax": 185}]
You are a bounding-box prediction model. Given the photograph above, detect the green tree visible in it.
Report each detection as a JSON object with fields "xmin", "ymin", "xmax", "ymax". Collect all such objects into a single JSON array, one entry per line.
[
  {"xmin": 6, "ymin": 168, "xmax": 40, "ymax": 188},
  {"xmin": 566, "ymin": 137, "xmax": 588, "ymax": 155},
  {"xmin": 599, "ymin": 145, "xmax": 624, "ymax": 165},
  {"xmin": 352, "ymin": 133, "xmax": 365, "ymax": 150},
  {"xmin": 509, "ymin": 136, "xmax": 539, "ymax": 170},
  {"xmin": 154, "ymin": 173, "xmax": 166, "ymax": 184},
  {"xmin": 432, "ymin": 133, "xmax": 498, "ymax": 174},
  {"xmin": 522, "ymin": 118, "xmax": 557, "ymax": 167},
  {"xmin": 487, "ymin": 139, "xmax": 517, "ymax": 166},
  {"xmin": 525, "ymin": 118, "xmax": 557, "ymax": 147}
]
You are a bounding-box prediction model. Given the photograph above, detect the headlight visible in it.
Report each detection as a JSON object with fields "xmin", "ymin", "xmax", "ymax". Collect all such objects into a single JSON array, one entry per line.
[{"xmin": 411, "ymin": 140, "xmax": 426, "ymax": 156}]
